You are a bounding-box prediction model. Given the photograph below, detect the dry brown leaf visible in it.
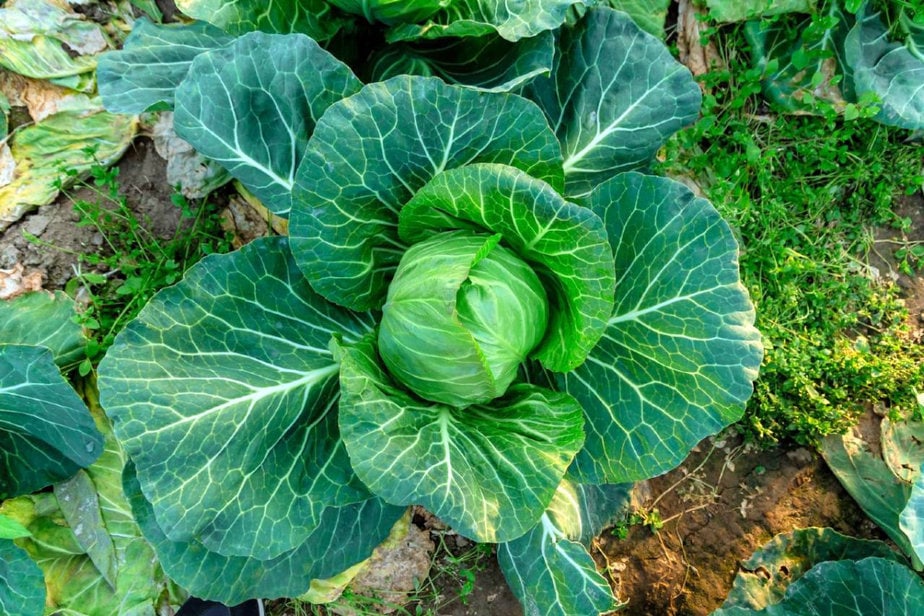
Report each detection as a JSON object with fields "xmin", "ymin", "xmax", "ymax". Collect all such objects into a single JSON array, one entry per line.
[
  {"xmin": 0, "ymin": 263, "xmax": 44, "ymax": 299},
  {"xmin": 677, "ymin": 0, "xmax": 724, "ymax": 79},
  {"xmin": 220, "ymin": 195, "xmax": 271, "ymax": 250},
  {"xmin": 0, "ymin": 69, "xmax": 90, "ymax": 122}
]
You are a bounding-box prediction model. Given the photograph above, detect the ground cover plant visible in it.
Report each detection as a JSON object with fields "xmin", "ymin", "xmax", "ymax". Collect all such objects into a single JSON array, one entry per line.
[
  {"xmin": 40, "ymin": 161, "xmax": 233, "ymax": 374},
  {"xmin": 86, "ymin": 5, "xmax": 765, "ymax": 614}
]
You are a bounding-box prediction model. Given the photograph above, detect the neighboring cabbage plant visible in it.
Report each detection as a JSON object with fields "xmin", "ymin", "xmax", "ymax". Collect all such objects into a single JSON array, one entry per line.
[
  {"xmin": 95, "ymin": 7, "xmax": 762, "ymax": 613},
  {"xmin": 717, "ymin": 0, "xmax": 924, "ymax": 128},
  {"xmin": 714, "ymin": 527, "xmax": 924, "ymax": 615}
]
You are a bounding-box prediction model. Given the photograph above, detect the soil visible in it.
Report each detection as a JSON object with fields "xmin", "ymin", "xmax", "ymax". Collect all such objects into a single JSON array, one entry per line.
[
  {"xmin": 0, "ymin": 137, "xmax": 181, "ymax": 291},
  {"xmin": 597, "ymin": 435, "xmax": 881, "ymax": 615},
  {"xmin": 874, "ymin": 193, "xmax": 924, "ymax": 337}
]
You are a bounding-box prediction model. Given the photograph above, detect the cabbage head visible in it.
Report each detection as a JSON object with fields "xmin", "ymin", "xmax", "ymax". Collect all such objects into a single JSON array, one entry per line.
[{"xmin": 379, "ymin": 231, "xmax": 549, "ymax": 407}]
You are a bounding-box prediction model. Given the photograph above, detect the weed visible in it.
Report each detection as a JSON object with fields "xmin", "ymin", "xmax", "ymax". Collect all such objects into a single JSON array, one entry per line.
[
  {"xmin": 26, "ymin": 156, "xmax": 233, "ymax": 375},
  {"xmin": 611, "ymin": 509, "xmax": 664, "ymax": 538},
  {"xmin": 659, "ymin": 25, "xmax": 924, "ymax": 446}
]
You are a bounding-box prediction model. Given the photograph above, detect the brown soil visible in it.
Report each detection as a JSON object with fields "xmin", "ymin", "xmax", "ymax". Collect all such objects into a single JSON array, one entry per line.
[
  {"xmin": 875, "ymin": 193, "xmax": 924, "ymax": 337},
  {"xmin": 598, "ymin": 434, "xmax": 881, "ymax": 616},
  {"xmin": 0, "ymin": 137, "xmax": 182, "ymax": 290}
]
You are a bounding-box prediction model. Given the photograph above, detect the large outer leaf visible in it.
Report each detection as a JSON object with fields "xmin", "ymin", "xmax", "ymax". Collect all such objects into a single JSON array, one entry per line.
[
  {"xmin": 713, "ymin": 557, "xmax": 924, "ymax": 616},
  {"xmin": 562, "ymin": 172, "xmax": 762, "ymax": 484},
  {"xmin": 820, "ymin": 431, "xmax": 922, "ymax": 569},
  {"xmin": 0, "ymin": 108, "xmax": 136, "ymax": 231},
  {"xmin": 97, "ymin": 237, "xmax": 375, "ymax": 560},
  {"xmin": 523, "ymin": 8, "xmax": 702, "ymax": 199},
  {"xmin": 124, "ymin": 464, "xmax": 404, "ymax": 605},
  {"xmin": 386, "ymin": 0, "xmax": 586, "ymax": 42},
  {"xmin": 174, "ymin": 32, "xmax": 362, "ymax": 217},
  {"xmin": 900, "ymin": 472, "xmax": 924, "ymax": 566},
  {"xmin": 289, "ymin": 75, "xmax": 564, "ymax": 312},
  {"xmin": 398, "ymin": 163, "xmax": 614, "ymax": 373},
  {"xmin": 498, "ymin": 480, "xmax": 630, "ymax": 616},
  {"xmin": 705, "ymin": 0, "xmax": 815, "ymax": 23},
  {"xmin": 0, "ymin": 291, "xmax": 84, "ymax": 367},
  {"xmin": 0, "ymin": 380, "xmax": 179, "ymax": 615},
  {"xmin": 369, "ymin": 31, "xmax": 554, "ymax": 93},
  {"xmin": 338, "ymin": 335, "xmax": 586, "ymax": 543},
  {"xmin": 175, "ymin": 0, "xmax": 345, "ymax": 41},
  {"xmin": 845, "ymin": 4, "xmax": 924, "ymax": 129},
  {"xmin": 0, "ymin": 345, "xmax": 102, "ymax": 499},
  {"xmin": 722, "ymin": 528, "xmax": 907, "ymax": 610},
  {"xmin": 97, "ymin": 18, "xmax": 234, "ymax": 114},
  {"xmin": 0, "ymin": 540, "xmax": 44, "ymax": 616}
]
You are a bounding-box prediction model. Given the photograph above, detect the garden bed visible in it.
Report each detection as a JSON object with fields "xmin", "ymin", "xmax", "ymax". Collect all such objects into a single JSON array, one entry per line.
[{"xmin": 1, "ymin": 1, "xmax": 923, "ymax": 615}]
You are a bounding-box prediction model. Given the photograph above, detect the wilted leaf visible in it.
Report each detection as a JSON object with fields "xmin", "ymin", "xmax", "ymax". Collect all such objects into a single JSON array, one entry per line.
[
  {"xmin": 722, "ymin": 527, "xmax": 906, "ymax": 610},
  {"xmin": 715, "ymin": 557, "xmax": 924, "ymax": 616},
  {"xmin": 820, "ymin": 430, "xmax": 922, "ymax": 568},
  {"xmin": 881, "ymin": 418, "xmax": 924, "ymax": 484},
  {"xmin": 0, "ymin": 0, "xmax": 110, "ymax": 89},
  {"xmin": 151, "ymin": 112, "xmax": 230, "ymax": 199},
  {"xmin": 0, "ymin": 106, "xmax": 136, "ymax": 231}
]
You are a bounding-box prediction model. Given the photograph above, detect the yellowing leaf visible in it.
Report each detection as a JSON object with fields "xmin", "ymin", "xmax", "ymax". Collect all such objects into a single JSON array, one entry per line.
[{"xmin": 0, "ymin": 107, "xmax": 136, "ymax": 231}]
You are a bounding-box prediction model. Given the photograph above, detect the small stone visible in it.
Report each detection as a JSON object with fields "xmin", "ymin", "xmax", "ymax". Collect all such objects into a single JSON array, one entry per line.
[
  {"xmin": 23, "ymin": 215, "xmax": 50, "ymax": 237},
  {"xmin": 786, "ymin": 448, "xmax": 813, "ymax": 464}
]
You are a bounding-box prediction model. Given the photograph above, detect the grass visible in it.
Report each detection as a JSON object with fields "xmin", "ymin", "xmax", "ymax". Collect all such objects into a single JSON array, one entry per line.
[
  {"xmin": 660, "ymin": 26, "xmax": 924, "ymax": 446},
  {"xmin": 26, "ymin": 157, "xmax": 233, "ymax": 375}
]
